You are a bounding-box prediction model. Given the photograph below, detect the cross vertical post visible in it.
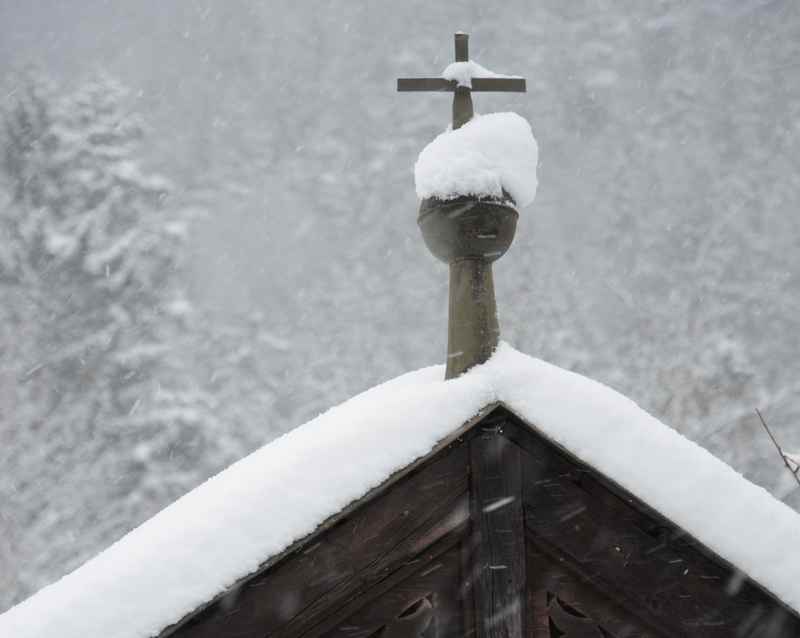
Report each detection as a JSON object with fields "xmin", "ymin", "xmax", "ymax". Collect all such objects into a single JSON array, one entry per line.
[
  {"xmin": 397, "ymin": 32, "xmax": 526, "ymax": 130},
  {"xmin": 453, "ymin": 32, "xmax": 473, "ymax": 129}
]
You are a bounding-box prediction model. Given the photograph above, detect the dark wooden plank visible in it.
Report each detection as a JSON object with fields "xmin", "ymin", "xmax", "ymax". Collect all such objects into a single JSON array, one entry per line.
[
  {"xmin": 521, "ymin": 462, "xmax": 766, "ymax": 636},
  {"xmin": 501, "ymin": 412, "xmax": 800, "ymax": 638},
  {"xmin": 167, "ymin": 441, "xmax": 470, "ymax": 638},
  {"xmin": 527, "ymin": 535, "xmax": 670, "ymax": 638},
  {"xmin": 455, "ymin": 32, "xmax": 469, "ymax": 62},
  {"xmin": 397, "ymin": 78, "xmax": 455, "ymax": 92},
  {"xmin": 470, "ymin": 78, "xmax": 526, "ymax": 92},
  {"xmin": 468, "ymin": 417, "xmax": 527, "ymax": 638},
  {"xmin": 277, "ymin": 494, "xmax": 469, "ymax": 638},
  {"xmin": 319, "ymin": 537, "xmax": 467, "ymax": 638},
  {"xmin": 397, "ymin": 78, "xmax": 526, "ymax": 93}
]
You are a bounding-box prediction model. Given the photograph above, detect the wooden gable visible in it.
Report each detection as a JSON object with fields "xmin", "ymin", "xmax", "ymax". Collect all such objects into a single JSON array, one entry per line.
[{"xmin": 162, "ymin": 407, "xmax": 800, "ymax": 638}]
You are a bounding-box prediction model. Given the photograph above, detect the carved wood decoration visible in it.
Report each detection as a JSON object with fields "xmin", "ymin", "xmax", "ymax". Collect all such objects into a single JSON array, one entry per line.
[
  {"xmin": 504, "ymin": 410, "xmax": 800, "ymax": 638},
  {"xmin": 367, "ymin": 595, "xmax": 434, "ymax": 638},
  {"xmin": 544, "ymin": 592, "xmax": 618, "ymax": 638},
  {"xmin": 527, "ymin": 539, "xmax": 665, "ymax": 638},
  {"xmin": 161, "ymin": 407, "xmax": 800, "ymax": 638},
  {"xmin": 165, "ymin": 443, "xmax": 471, "ymax": 638},
  {"xmin": 321, "ymin": 543, "xmax": 467, "ymax": 638},
  {"xmin": 314, "ymin": 538, "xmax": 468, "ymax": 638}
]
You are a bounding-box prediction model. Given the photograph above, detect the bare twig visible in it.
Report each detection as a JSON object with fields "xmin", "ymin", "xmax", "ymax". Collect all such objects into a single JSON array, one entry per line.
[{"xmin": 755, "ymin": 408, "xmax": 800, "ymax": 488}]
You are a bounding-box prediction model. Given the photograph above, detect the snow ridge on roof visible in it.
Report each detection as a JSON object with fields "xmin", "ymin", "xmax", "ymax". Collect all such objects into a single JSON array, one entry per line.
[{"xmin": 2, "ymin": 344, "xmax": 800, "ymax": 638}]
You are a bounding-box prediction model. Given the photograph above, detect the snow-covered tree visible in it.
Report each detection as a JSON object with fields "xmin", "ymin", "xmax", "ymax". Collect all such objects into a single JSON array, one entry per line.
[{"xmin": 0, "ymin": 71, "xmax": 216, "ymax": 602}]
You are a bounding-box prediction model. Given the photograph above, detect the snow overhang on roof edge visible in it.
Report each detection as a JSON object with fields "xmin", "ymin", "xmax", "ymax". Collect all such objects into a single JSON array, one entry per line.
[{"xmin": 2, "ymin": 343, "xmax": 800, "ymax": 638}]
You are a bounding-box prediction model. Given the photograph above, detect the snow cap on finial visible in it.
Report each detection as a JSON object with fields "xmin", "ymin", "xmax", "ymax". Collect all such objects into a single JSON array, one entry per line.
[{"xmin": 397, "ymin": 33, "xmax": 535, "ymax": 378}]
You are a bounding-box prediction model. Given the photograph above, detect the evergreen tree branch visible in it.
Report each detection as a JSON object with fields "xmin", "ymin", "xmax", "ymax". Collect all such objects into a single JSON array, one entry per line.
[{"xmin": 755, "ymin": 408, "xmax": 800, "ymax": 488}]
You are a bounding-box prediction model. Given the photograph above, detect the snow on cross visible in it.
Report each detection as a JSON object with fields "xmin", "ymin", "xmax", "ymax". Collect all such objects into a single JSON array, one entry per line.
[
  {"xmin": 441, "ymin": 59, "xmax": 522, "ymax": 89},
  {"xmin": 399, "ymin": 33, "xmax": 538, "ymax": 208},
  {"xmin": 397, "ymin": 32, "xmax": 526, "ymax": 129}
]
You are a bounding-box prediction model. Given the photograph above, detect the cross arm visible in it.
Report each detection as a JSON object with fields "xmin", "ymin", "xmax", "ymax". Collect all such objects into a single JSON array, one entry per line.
[
  {"xmin": 397, "ymin": 77, "xmax": 526, "ymax": 92},
  {"xmin": 397, "ymin": 78, "xmax": 455, "ymax": 92}
]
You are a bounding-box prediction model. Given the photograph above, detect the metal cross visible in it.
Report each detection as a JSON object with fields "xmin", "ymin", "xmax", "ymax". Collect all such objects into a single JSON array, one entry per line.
[{"xmin": 397, "ymin": 33, "xmax": 526, "ymax": 129}]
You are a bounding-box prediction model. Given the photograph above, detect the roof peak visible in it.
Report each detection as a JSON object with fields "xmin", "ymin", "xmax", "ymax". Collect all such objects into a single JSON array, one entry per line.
[{"xmin": 4, "ymin": 344, "xmax": 800, "ymax": 638}]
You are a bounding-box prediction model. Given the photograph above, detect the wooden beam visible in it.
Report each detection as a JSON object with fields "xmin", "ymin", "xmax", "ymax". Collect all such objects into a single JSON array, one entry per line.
[
  {"xmin": 276, "ymin": 494, "xmax": 469, "ymax": 638},
  {"xmin": 397, "ymin": 77, "xmax": 455, "ymax": 92},
  {"xmin": 297, "ymin": 529, "xmax": 466, "ymax": 638},
  {"xmin": 498, "ymin": 410, "xmax": 800, "ymax": 638},
  {"xmin": 396, "ymin": 78, "xmax": 526, "ymax": 93},
  {"xmin": 468, "ymin": 416, "xmax": 527, "ymax": 638},
  {"xmin": 164, "ymin": 443, "xmax": 470, "ymax": 638},
  {"xmin": 470, "ymin": 78, "xmax": 526, "ymax": 92},
  {"xmin": 396, "ymin": 33, "xmax": 525, "ymax": 131},
  {"xmin": 455, "ymin": 32, "xmax": 469, "ymax": 62}
]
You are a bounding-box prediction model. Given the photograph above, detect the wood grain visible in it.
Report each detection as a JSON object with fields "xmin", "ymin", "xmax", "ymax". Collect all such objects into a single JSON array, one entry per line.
[
  {"xmin": 167, "ymin": 442, "xmax": 469, "ymax": 638},
  {"xmin": 503, "ymin": 409, "xmax": 800, "ymax": 638},
  {"xmin": 468, "ymin": 414, "xmax": 527, "ymax": 638}
]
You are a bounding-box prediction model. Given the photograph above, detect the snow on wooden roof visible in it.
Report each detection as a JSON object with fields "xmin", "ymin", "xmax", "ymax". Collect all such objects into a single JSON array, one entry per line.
[{"xmin": 3, "ymin": 343, "xmax": 800, "ymax": 638}]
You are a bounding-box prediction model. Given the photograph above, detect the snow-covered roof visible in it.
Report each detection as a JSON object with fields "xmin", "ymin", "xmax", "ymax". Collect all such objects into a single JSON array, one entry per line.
[
  {"xmin": 414, "ymin": 112, "xmax": 539, "ymax": 207},
  {"xmin": 3, "ymin": 343, "xmax": 800, "ymax": 638}
]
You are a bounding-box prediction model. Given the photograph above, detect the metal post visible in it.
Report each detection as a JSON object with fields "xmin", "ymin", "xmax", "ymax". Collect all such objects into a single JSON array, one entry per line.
[{"xmin": 446, "ymin": 259, "xmax": 500, "ymax": 379}]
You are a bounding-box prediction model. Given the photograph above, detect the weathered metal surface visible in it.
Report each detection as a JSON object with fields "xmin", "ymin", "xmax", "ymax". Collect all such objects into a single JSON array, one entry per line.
[
  {"xmin": 418, "ymin": 194, "xmax": 518, "ymax": 379},
  {"xmin": 417, "ymin": 195, "xmax": 518, "ymax": 264},
  {"xmin": 445, "ymin": 259, "xmax": 499, "ymax": 379}
]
